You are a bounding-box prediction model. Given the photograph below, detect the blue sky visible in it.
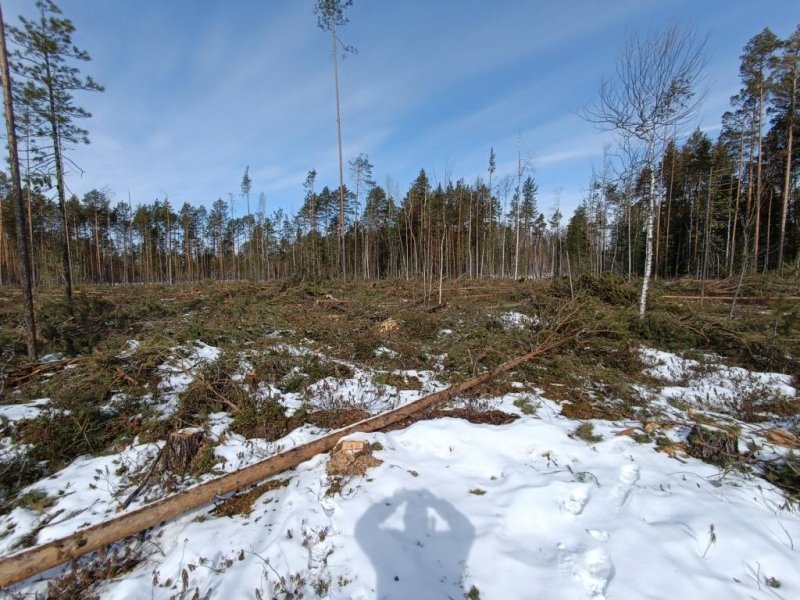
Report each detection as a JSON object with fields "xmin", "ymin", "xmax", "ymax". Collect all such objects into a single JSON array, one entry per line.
[{"xmin": 4, "ymin": 0, "xmax": 800, "ymax": 219}]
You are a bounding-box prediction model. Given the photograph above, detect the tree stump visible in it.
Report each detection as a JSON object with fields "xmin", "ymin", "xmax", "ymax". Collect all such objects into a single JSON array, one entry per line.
[
  {"xmin": 327, "ymin": 439, "xmax": 381, "ymax": 477},
  {"xmin": 686, "ymin": 425, "xmax": 739, "ymax": 466},
  {"xmin": 163, "ymin": 428, "xmax": 205, "ymax": 475}
]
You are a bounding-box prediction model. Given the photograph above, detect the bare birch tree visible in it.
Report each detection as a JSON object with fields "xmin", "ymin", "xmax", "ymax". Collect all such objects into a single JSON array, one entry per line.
[{"xmin": 584, "ymin": 24, "xmax": 707, "ymax": 317}]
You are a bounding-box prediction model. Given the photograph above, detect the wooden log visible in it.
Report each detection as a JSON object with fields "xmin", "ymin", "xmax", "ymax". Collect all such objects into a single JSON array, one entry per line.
[
  {"xmin": 661, "ymin": 295, "xmax": 800, "ymax": 303},
  {"xmin": 0, "ymin": 329, "xmax": 580, "ymax": 587}
]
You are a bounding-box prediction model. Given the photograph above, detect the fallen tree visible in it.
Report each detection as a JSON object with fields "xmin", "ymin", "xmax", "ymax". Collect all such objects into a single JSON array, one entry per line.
[{"xmin": 0, "ymin": 313, "xmax": 583, "ymax": 588}]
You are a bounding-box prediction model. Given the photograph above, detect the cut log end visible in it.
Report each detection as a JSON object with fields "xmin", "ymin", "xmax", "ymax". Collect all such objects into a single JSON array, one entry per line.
[{"xmin": 327, "ymin": 439, "xmax": 381, "ymax": 476}]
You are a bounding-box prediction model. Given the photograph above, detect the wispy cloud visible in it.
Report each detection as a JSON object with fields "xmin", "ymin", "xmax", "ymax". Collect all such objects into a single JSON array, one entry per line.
[{"xmin": 2, "ymin": 0, "xmax": 798, "ymax": 219}]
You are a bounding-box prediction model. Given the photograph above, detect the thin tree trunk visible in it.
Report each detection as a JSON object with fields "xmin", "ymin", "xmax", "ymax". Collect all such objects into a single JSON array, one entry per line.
[
  {"xmin": 0, "ymin": 195, "xmax": 5, "ymax": 285},
  {"xmin": 753, "ymin": 86, "xmax": 765, "ymax": 270},
  {"xmin": 729, "ymin": 132, "xmax": 744, "ymax": 277},
  {"xmin": 701, "ymin": 168, "xmax": 713, "ymax": 303},
  {"xmin": 331, "ymin": 24, "xmax": 346, "ymax": 277},
  {"xmin": 763, "ymin": 189, "xmax": 773, "ymax": 273},
  {"xmin": 639, "ymin": 140, "xmax": 656, "ymax": 319},
  {"xmin": 778, "ymin": 66, "xmax": 796, "ymax": 270},
  {"xmin": 0, "ymin": 5, "xmax": 37, "ymax": 359},
  {"xmin": 43, "ymin": 52, "xmax": 73, "ymax": 304}
]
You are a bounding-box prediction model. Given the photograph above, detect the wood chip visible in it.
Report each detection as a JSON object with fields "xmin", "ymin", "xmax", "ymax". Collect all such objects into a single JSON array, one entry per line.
[
  {"xmin": 658, "ymin": 443, "xmax": 687, "ymax": 458},
  {"xmin": 765, "ymin": 428, "xmax": 799, "ymax": 449},
  {"xmin": 377, "ymin": 318, "xmax": 398, "ymax": 333}
]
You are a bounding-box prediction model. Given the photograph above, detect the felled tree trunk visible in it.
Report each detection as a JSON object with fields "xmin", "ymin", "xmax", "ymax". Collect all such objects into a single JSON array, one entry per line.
[{"xmin": 163, "ymin": 428, "xmax": 205, "ymax": 474}]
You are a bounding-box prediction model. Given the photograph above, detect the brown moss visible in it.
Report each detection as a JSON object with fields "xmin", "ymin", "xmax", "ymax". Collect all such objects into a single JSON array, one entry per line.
[
  {"xmin": 213, "ymin": 478, "xmax": 290, "ymax": 518},
  {"xmin": 560, "ymin": 400, "xmax": 626, "ymax": 421},
  {"xmin": 382, "ymin": 408, "xmax": 518, "ymax": 431},
  {"xmin": 302, "ymin": 408, "xmax": 371, "ymax": 429}
]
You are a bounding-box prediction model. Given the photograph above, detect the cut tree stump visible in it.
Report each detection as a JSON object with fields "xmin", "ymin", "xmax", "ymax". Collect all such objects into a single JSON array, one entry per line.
[
  {"xmin": 327, "ymin": 439, "xmax": 381, "ymax": 477},
  {"xmin": 686, "ymin": 425, "xmax": 739, "ymax": 466},
  {"xmin": 163, "ymin": 428, "xmax": 205, "ymax": 474}
]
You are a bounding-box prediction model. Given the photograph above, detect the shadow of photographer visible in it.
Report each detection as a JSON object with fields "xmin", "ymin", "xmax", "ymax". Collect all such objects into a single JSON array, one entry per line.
[{"xmin": 355, "ymin": 488, "xmax": 475, "ymax": 599}]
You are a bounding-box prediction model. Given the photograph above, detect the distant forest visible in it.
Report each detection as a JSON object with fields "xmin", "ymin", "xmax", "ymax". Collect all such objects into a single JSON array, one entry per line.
[{"xmin": 0, "ymin": 7, "xmax": 798, "ymax": 288}]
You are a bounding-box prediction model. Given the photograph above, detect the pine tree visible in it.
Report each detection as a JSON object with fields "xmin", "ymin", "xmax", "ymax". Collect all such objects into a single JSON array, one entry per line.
[
  {"xmin": 9, "ymin": 0, "xmax": 103, "ymax": 303},
  {"xmin": 314, "ymin": 0, "xmax": 355, "ymax": 277},
  {"xmin": 349, "ymin": 153, "xmax": 374, "ymax": 278},
  {"xmin": 738, "ymin": 28, "xmax": 780, "ymax": 270},
  {"xmin": 772, "ymin": 26, "xmax": 800, "ymax": 269}
]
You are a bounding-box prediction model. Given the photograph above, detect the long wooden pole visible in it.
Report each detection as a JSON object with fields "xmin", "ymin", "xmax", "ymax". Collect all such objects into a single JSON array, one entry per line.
[{"xmin": 0, "ymin": 330, "xmax": 579, "ymax": 588}]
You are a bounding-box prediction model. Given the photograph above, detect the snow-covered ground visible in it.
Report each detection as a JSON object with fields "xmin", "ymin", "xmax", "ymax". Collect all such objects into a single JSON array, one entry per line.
[{"xmin": 1, "ymin": 345, "xmax": 798, "ymax": 599}]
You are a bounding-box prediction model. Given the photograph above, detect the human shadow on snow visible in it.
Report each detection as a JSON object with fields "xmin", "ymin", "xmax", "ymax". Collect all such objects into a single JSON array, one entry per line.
[{"xmin": 355, "ymin": 488, "xmax": 475, "ymax": 600}]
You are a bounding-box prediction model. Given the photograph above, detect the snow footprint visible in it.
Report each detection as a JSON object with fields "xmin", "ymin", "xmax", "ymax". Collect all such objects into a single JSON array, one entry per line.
[
  {"xmin": 612, "ymin": 463, "xmax": 640, "ymax": 507},
  {"xmin": 586, "ymin": 529, "xmax": 609, "ymax": 542},
  {"xmin": 560, "ymin": 485, "xmax": 591, "ymax": 515},
  {"xmin": 575, "ymin": 547, "xmax": 614, "ymax": 599}
]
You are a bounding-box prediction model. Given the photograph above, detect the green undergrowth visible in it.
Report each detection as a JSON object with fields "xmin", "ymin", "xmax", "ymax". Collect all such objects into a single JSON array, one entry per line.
[{"xmin": 0, "ymin": 275, "xmax": 797, "ymax": 508}]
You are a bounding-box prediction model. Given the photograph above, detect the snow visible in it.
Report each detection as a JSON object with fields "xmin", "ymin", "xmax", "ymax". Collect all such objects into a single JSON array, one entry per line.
[
  {"xmin": 374, "ymin": 346, "xmax": 399, "ymax": 359},
  {"xmin": 642, "ymin": 347, "xmax": 796, "ymax": 426},
  {"xmin": 39, "ymin": 353, "xmax": 65, "ymax": 363},
  {"xmin": 3, "ymin": 347, "xmax": 799, "ymax": 599},
  {"xmin": 306, "ymin": 367, "xmax": 445, "ymax": 414},
  {"xmin": 0, "ymin": 441, "xmax": 163, "ymax": 555},
  {"xmin": 497, "ymin": 311, "xmax": 539, "ymax": 330},
  {"xmin": 152, "ymin": 341, "xmax": 221, "ymax": 417},
  {"xmin": 117, "ymin": 339, "xmax": 140, "ymax": 359},
  {"xmin": 0, "ymin": 398, "xmax": 49, "ymax": 423}
]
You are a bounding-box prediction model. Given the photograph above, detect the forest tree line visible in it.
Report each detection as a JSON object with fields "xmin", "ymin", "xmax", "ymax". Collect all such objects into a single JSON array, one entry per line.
[{"xmin": 0, "ymin": 12, "xmax": 798, "ymax": 289}]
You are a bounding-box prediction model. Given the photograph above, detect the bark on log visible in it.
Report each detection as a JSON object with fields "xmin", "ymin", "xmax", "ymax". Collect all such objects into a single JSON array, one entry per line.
[{"xmin": 0, "ymin": 329, "xmax": 580, "ymax": 588}]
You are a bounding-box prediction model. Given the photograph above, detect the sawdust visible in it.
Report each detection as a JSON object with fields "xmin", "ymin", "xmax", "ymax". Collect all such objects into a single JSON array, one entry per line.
[
  {"xmin": 382, "ymin": 408, "xmax": 518, "ymax": 431},
  {"xmin": 377, "ymin": 318, "xmax": 398, "ymax": 334},
  {"xmin": 326, "ymin": 441, "xmax": 383, "ymax": 477}
]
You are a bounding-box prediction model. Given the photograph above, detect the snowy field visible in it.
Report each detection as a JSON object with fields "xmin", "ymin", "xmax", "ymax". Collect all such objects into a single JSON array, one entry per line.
[{"xmin": 0, "ymin": 342, "xmax": 798, "ymax": 599}]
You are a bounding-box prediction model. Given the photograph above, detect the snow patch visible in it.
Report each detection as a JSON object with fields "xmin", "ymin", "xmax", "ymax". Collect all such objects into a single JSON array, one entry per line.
[{"xmin": 497, "ymin": 311, "xmax": 539, "ymax": 330}]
